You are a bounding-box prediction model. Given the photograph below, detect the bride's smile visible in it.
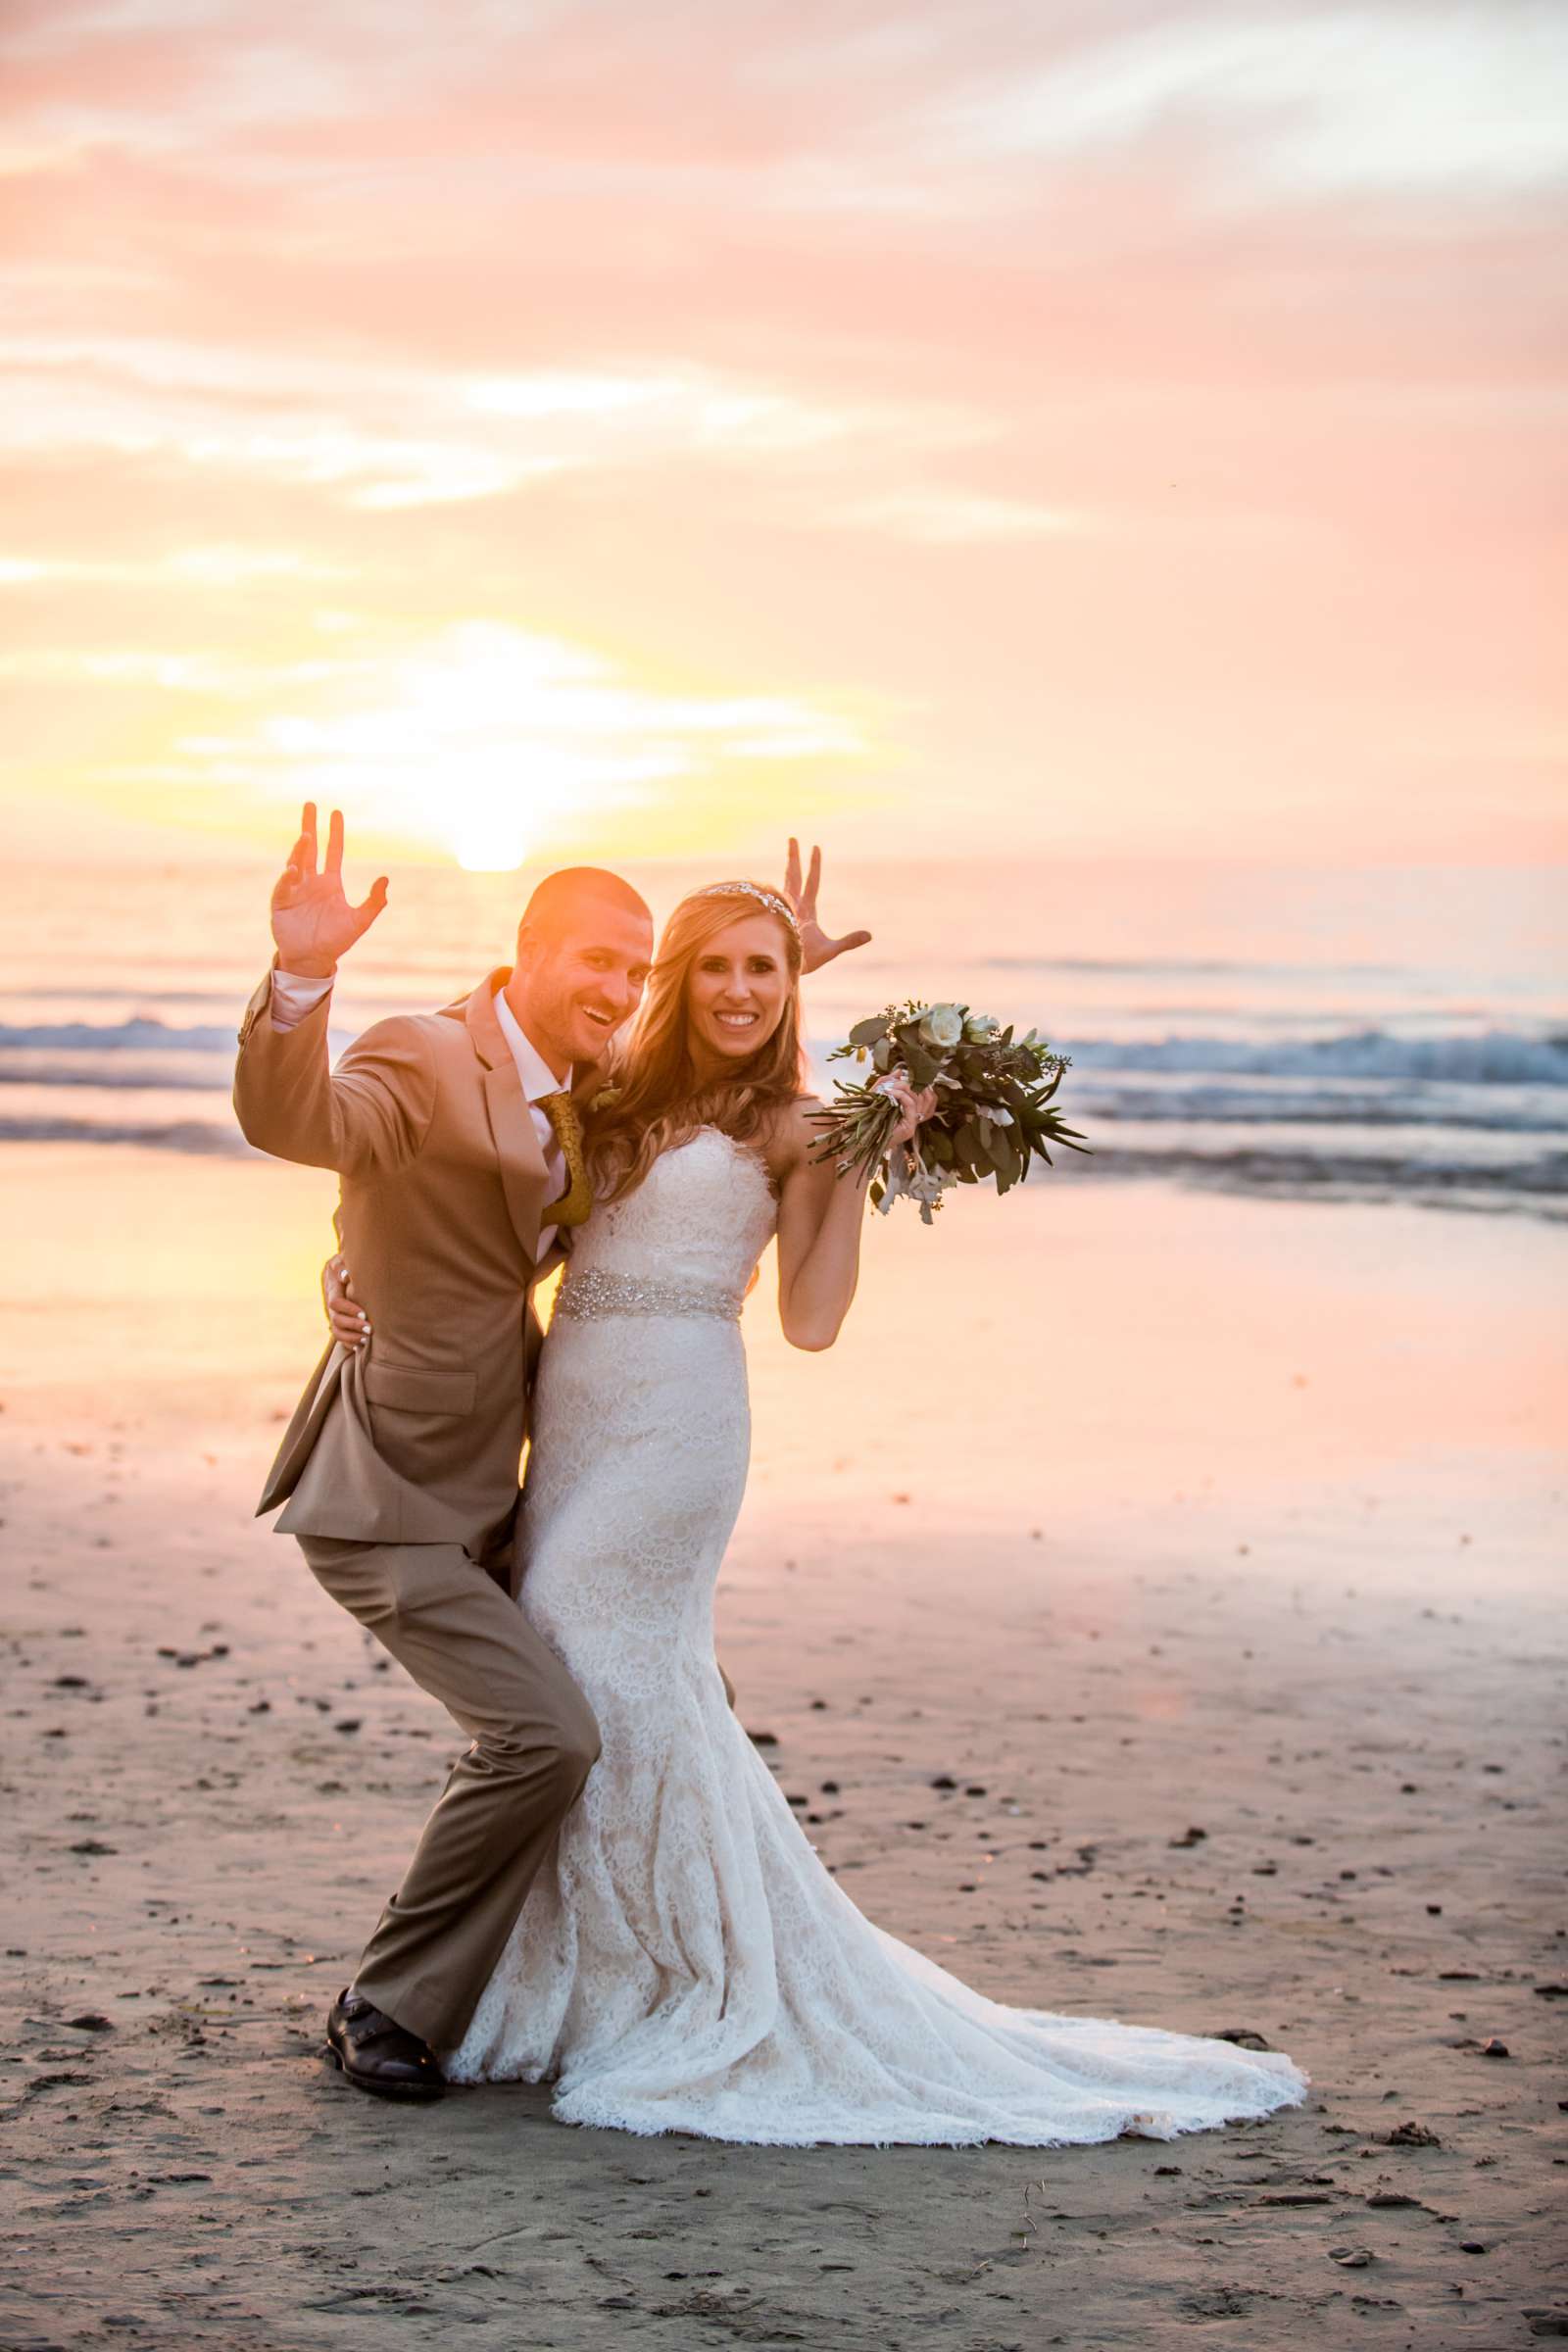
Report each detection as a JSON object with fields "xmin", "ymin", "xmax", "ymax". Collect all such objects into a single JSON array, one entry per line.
[{"xmin": 685, "ymin": 913, "xmax": 791, "ymax": 1076}]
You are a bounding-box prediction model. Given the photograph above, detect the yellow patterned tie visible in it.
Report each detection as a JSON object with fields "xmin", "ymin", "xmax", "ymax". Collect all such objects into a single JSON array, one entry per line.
[{"xmin": 538, "ymin": 1091, "xmax": 594, "ymax": 1229}]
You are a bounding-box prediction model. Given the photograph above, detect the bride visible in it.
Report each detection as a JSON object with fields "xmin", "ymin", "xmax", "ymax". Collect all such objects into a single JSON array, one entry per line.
[{"xmin": 331, "ymin": 876, "xmax": 1311, "ymax": 2147}]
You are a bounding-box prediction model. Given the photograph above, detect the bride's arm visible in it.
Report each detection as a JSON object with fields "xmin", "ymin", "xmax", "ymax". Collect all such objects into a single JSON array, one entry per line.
[{"xmin": 769, "ymin": 1081, "xmax": 933, "ymax": 1350}]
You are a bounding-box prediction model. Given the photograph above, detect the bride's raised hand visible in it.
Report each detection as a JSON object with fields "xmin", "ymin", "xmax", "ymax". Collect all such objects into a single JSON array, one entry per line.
[
  {"xmin": 270, "ymin": 803, "xmax": 389, "ymax": 978},
  {"xmin": 783, "ymin": 838, "xmax": 871, "ymax": 976}
]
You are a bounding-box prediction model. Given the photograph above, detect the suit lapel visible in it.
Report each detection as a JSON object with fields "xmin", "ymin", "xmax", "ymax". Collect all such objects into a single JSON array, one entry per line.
[{"xmin": 463, "ymin": 970, "xmax": 552, "ymax": 1264}]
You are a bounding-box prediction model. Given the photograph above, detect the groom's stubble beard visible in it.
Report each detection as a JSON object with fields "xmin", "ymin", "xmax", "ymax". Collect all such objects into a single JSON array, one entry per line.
[
  {"xmin": 513, "ymin": 969, "xmax": 620, "ymax": 1072},
  {"xmin": 508, "ymin": 944, "xmax": 647, "ymax": 1074}
]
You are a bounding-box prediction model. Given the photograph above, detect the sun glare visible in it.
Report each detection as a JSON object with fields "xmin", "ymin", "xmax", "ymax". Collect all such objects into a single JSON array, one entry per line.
[
  {"xmin": 443, "ymin": 752, "xmax": 578, "ymax": 873},
  {"xmin": 453, "ymin": 812, "xmax": 532, "ymax": 874},
  {"xmin": 244, "ymin": 622, "xmax": 863, "ymax": 870}
]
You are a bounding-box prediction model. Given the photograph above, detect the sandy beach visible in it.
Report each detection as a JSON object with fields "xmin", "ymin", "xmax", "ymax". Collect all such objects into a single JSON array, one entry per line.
[{"xmin": 3, "ymin": 1144, "xmax": 1565, "ymax": 2349}]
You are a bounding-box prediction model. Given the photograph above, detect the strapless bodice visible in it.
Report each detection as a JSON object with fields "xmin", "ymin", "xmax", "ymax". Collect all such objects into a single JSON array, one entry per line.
[{"xmin": 559, "ymin": 1127, "xmax": 777, "ymax": 1314}]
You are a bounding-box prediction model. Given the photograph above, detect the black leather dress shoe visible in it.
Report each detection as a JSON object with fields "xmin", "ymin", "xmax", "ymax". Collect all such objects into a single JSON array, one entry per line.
[{"xmin": 324, "ymin": 1986, "xmax": 445, "ymax": 2101}]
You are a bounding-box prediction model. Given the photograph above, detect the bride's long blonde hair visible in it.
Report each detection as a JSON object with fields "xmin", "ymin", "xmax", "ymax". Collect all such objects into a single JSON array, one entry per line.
[{"xmin": 584, "ymin": 884, "xmax": 807, "ymax": 1203}]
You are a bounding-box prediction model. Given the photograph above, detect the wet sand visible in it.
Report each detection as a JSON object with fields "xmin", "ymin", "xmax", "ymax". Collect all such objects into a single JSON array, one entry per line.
[{"xmin": 2, "ymin": 1146, "xmax": 1565, "ymax": 2348}]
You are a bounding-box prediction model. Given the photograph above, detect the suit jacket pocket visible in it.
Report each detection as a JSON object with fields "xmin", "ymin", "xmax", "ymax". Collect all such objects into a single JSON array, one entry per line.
[{"xmin": 363, "ymin": 1360, "xmax": 477, "ymax": 1417}]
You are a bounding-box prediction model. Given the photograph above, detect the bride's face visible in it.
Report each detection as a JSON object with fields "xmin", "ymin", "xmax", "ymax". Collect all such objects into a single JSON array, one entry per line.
[{"xmin": 684, "ymin": 913, "xmax": 793, "ymax": 1074}]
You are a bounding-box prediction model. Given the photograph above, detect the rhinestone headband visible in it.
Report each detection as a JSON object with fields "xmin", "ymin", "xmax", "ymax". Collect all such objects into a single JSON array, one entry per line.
[{"xmin": 687, "ymin": 880, "xmax": 801, "ymax": 936}]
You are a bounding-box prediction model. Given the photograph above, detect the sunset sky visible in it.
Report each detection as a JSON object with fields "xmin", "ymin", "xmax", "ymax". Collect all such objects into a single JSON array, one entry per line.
[{"xmin": 3, "ymin": 0, "xmax": 1564, "ymax": 872}]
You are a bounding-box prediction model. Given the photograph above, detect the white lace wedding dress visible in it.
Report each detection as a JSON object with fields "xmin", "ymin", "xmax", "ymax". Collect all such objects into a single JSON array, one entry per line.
[{"xmin": 445, "ymin": 1127, "xmax": 1311, "ymax": 2145}]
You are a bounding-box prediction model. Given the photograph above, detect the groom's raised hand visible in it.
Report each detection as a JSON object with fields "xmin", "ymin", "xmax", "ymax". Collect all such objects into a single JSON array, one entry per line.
[
  {"xmin": 784, "ymin": 838, "xmax": 871, "ymax": 977},
  {"xmin": 270, "ymin": 804, "xmax": 389, "ymax": 978}
]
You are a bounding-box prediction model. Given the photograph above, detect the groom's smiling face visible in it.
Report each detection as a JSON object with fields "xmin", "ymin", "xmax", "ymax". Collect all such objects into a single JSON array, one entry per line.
[{"xmin": 510, "ymin": 899, "xmax": 655, "ymax": 1073}]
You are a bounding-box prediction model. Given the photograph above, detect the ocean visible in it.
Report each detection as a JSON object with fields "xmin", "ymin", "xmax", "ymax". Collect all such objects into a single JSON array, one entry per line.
[{"xmin": 4, "ymin": 854, "xmax": 1563, "ymax": 1218}]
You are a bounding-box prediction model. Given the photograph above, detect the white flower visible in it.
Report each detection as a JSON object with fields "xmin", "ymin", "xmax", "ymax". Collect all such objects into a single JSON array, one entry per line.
[
  {"xmin": 918, "ymin": 1003, "xmax": 964, "ymax": 1051},
  {"xmin": 963, "ymin": 1012, "xmax": 1001, "ymax": 1044}
]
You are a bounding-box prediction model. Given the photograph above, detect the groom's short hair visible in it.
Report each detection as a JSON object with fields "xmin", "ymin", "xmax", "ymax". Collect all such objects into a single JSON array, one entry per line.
[{"xmin": 518, "ymin": 868, "xmax": 652, "ymax": 944}]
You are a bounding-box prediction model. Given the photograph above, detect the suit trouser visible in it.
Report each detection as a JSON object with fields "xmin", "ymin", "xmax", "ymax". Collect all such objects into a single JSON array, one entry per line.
[{"xmin": 296, "ymin": 1534, "xmax": 604, "ymax": 2051}]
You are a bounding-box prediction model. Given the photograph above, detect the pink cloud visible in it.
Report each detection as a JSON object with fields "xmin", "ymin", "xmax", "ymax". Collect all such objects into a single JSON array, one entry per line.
[{"xmin": 1, "ymin": 0, "xmax": 1561, "ymax": 859}]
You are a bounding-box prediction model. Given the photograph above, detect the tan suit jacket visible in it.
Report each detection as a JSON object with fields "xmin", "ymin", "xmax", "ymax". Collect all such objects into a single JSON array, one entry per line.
[{"xmin": 233, "ymin": 964, "xmax": 596, "ymax": 1594}]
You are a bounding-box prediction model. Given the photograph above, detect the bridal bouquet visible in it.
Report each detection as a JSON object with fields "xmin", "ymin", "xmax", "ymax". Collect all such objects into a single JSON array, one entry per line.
[{"xmin": 809, "ymin": 1001, "xmax": 1090, "ymax": 1222}]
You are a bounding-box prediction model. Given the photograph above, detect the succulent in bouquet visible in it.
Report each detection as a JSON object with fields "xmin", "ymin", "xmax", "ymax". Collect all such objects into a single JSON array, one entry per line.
[{"xmin": 809, "ymin": 1000, "xmax": 1090, "ymax": 1223}]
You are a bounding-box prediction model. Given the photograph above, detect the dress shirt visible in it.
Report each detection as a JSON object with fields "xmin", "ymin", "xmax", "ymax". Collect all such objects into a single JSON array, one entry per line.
[
  {"xmin": 270, "ymin": 968, "xmax": 568, "ymax": 1257},
  {"xmin": 490, "ymin": 983, "xmax": 569, "ymax": 1258}
]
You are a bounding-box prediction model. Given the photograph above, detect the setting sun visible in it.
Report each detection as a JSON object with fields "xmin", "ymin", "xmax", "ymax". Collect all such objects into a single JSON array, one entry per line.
[
  {"xmin": 91, "ymin": 620, "xmax": 871, "ymax": 872},
  {"xmin": 258, "ymin": 626, "xmax": 674, "ymax": 872},
  {"xmin": 451, "ymin": 805, "xmax": 539, "ymax": 874}
]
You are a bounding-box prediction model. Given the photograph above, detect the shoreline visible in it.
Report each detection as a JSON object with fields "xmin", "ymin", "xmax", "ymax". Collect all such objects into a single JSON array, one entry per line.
[{"xmin": 3, "ymin": 1123, "xmax": 1564, "ymax": 1228}]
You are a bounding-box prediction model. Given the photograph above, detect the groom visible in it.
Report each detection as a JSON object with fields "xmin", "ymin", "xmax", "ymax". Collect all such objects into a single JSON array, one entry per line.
[{"xmin": 234, "ymin": 807, "xmax": 867, "ymax": 2102}]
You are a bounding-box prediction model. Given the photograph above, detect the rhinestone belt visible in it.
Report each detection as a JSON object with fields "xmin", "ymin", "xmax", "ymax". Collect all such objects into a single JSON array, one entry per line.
[{"xmin": 554, "ymin": 1265, "xmax": 744, "ymax": 1324}]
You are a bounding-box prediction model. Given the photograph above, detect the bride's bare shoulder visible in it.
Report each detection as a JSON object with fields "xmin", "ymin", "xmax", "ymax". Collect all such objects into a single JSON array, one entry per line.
[{"xmin": 760, "ymin": 1092, "xmax": 826, "ymax": 1180}]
